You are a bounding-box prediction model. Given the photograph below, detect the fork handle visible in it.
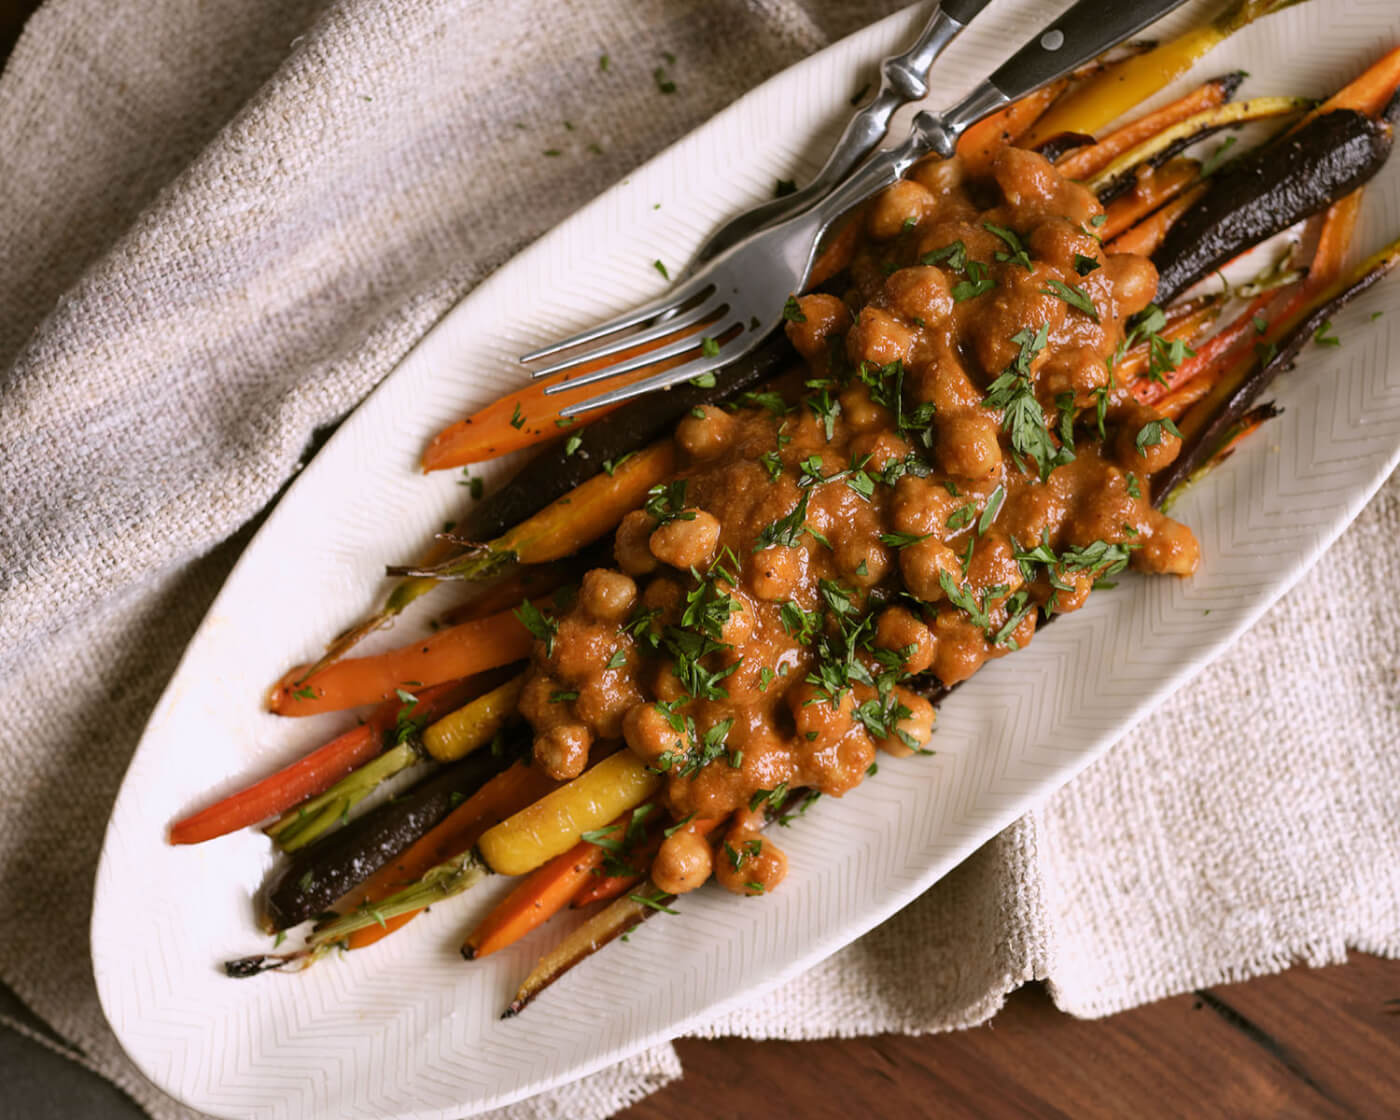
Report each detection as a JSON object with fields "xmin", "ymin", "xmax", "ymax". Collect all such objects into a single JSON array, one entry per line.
[
  {"xmin": 983, "ymin": 0, "xmax": 1191, "ymax": 105},
  {"xmin": 693, "ymin": 0, "xmax": 992, "ymax": 263},
  {"xmin": 806, "ymin": 0, "xmax": 1192, "ymax": 233}
]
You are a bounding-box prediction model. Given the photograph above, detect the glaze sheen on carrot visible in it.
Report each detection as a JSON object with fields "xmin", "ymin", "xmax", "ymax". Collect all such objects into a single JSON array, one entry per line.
[
  {"xmin": 267, "ymin": 604, "xmax": 536, "ymax": 716},
  {"xmin": 956, "ymin": 80, "xmax": 1069, "ymax": 175},
  {"xmin": 168, "ymin": 722, "xmax": 381, "ymax": 845},
  {"xmin": 1055, "ymin": 74, "xmax": 1239, "ymax": 182},
  {"xmin": 422, "ymin": 330, "xmax": 714, "ymax": 472},
  {"xmin": 1099, "ymin": 158, "xmax": 1201, "ymax": 241},
  {"xmin": 462, "ymin": 837, "xmax": 608, "ymax": 960}
]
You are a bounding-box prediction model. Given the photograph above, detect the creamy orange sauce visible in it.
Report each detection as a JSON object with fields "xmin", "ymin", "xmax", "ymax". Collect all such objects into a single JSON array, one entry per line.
[{"xmin": 518, "ymin": 147, "xmax": 1198, "ymax": 896}]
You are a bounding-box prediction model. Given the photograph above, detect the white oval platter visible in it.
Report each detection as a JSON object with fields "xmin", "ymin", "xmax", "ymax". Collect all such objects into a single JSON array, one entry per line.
[{"xmin": 92, "ymin": 0, "xmax": 1400, "ymax": 1116}]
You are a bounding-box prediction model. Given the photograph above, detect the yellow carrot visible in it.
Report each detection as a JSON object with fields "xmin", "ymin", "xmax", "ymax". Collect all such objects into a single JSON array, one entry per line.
[{"xmin": 478, "ymin": 751, "xmax": 663, "ymax": 876}]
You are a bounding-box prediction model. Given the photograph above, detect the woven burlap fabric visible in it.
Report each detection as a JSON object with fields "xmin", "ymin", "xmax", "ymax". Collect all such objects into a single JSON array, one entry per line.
[{"xmin": 0, "ymin": 0, "xmax": 1395, "ymax": 1116}]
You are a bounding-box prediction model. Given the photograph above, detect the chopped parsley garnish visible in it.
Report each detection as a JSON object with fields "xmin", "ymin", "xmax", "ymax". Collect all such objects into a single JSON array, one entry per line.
[
  {"xmin": 1041, "ymin": 278, "xmax": 1099, "ymax": 322},
  {"xmin": 629, "ymin": 890, "xmax": 679, "ymax": 914},
  {"xmin": 952, "ymin": 259, "xmax": 996, "ymax": 302},
  {"xmin": 920, "ymin": 240, "xmax": 967, "ymax": 271},
  {"xmin": 1313, "ymin": 319, "xmax": 1341, "ymax": 347},
  {"xmin": 749, "ymin": 783, "xmax": 789, "ymax": 813},
  {"xmin": 879, "ymin": 530, "xmax": 931, "ymax": 548},
  {"xmin": 688, "ymin": 371, "xmax": 717, "ymax": 388},
  {"xmin": 775, "ymin": 178, "xmax": 797, "ymax": 197},
  {"xmin": 983, "ymin": 222, "xmax": 1032, "ymax": 270},
  {"xmin": 606, "ymin": 649, "xmax": 627, "ymax": 669},
  {"xmin": 759, "ymin": 450, "xmax": 784, "ymax": 481},
  {"xmin": 700, "ymin": 336, "xmax": 720, "ymax": 357},
  {"xmin": 755, "ymin": 489, "xmax": 821, "ymax": 551},
  {"xmin": 644, "ymin": 479, "xmax": 696, "ymax": 526},
  {"xmin": 1126, "ymin": 472, "xmax": 1141, "ymax": 499},
  {"xmin": 653, "ymin": 66, "xmax": 676, "ymax": 95},
  {"xmin": 978, "ymin": 484, "xmax": 1005, "ymax": 534},
  {"xmin": 509, "ymin": 402, "xmax": 526, "ymax": 429},
  {"xmin": 653, "ymin": 259, "xmax": 669, "ymax": 280},
  {"xmin": 938, "ymin": 569, "xmax": 990, "ymax": 629},
  {"xmin": 1073, "ymin": 253, "xmax": 1100, "ymax": 276},
  {"xmin": 783, "ymin": 295, "xmax": 806, "ymax": 322},
  {"xmin": 549, "ymin": 689, "xmax": 579, "ymax": 703},
  {"xmin": 514, "ymin": 600, "xmax": 559, "ymax": 655},
  {"xmin": 982, "ymin": 323, "xmax": 1070, "ymax": 480},
  {"xmin": 564, "ymin": 433, "xmax": 582, "ymax": 456},
  {"xmin": 1135, "ymin": 416, "xmax": 1182, "ymax": 455}
]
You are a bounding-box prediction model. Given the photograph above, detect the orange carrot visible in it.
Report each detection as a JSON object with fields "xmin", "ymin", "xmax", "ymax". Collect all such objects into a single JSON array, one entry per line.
[
  {"xmin": 462, "ymin": 837, "xmax": 607, "ymax": 959},
  {"xmin": 1115, "ymin": 299, "xmax": 1221, "ymax": 386},
  {"xmin": 339, "ymin": 761, "xmax": 558, "ymax": 950},
  {"xmin": 1100, "ymin": 158, "xmax": 1201, "ymax": 241},
  {"xmin": 956, "ymin": 80, "xmax": 1069, "ymax": 175},
  {"xmin": 1105, "ymin": 184, "xmax": 1205, "ymax": 257},
  {"xmin": 1056, "ymin": 76, "xmax": 1236, "ymax": 181},
  {"xmin": 1155, "ymin": 377, "xmax": 1215, "ymax": 420},
  {"xmin": 268, "ymin": 603, "xmax": 536, "ymax": 716},
  {"xmin": 422, "ymin": 326, "xmax": 714, "ymax": 471},
  {"xmin": 1293, "ymin": 45, "xmax": 1400, "ymax": 134},
  {"xmin": 1134, "ymin": 290, "xmax": 1273, "ymax": 406}
]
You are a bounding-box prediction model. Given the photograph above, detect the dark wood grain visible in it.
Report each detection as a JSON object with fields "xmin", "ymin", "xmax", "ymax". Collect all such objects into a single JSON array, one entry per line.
[{"xmin": 617, "ymin": 954, "xmax": 1400, "ymax": 1119}]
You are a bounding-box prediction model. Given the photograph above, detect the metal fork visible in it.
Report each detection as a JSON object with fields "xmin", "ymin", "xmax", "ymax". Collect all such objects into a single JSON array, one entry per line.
[
  {"xmin": 522, "ymin": 0, "xmax": 1191, "ymax": 417},
  {"xmin": 691, "ymin": 0, "xmax": 995, "ymax": 266}
]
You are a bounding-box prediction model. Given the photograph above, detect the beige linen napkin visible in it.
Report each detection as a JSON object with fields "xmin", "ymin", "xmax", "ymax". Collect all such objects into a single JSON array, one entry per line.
[{"xmin": 0, "ymin": 1, "xmax": 1395, "ymax": 1117}]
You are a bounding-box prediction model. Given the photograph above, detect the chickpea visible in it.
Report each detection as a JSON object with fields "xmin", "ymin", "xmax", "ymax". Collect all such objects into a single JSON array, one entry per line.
[
  {"xmin": 534, "ymin": 723, "xmax": 592, "ymax": 781},
  {"xmin": 717, "ymin": 591, "xmax": 754, "ymax": 644},
  {"xmin": 649, "ymin": 509, "xmax": 721, "ymax": 570},
  {"xmin": 930, "ymin": 609, "xmax": 991, "ymax": 686},
  {"xmin": 1113, "ymin": 404, "xmax": 1181, "ymax": 474},
  {"xmin": 846, "ymin": 306, "xmax": 916, "ymax": 368},
  {"xmin": 838, "ymin": 382, "xmax": 891, "ymax": 432},
  {"xmin": 651, "ymin": 827, "xmax": 714, "ymax": 895},
  {"xmin": 909, "ymin": 154, "xmax": 964, "ymax": 197},
  {"xmin": 875, "ymin": 606, "xmax": 935, "ymax": 674},
  {"xmin": 550, "ymin": 617, "xmax": 615, "ymax": 681},
  {"xmin": 785, "ymin": 293, "xmax": 852, "ymax": 363},
  {"xmin": 965, "ymin": 530, "xmax": 1024, "ymax": 601},
  {"xmin": 578, "ymin": 568, "xmax": 637, "ymax": 623},
  {"xmin": 750, "ymin": 544, "xmax": 804, "ymax": 600},
  {"xmin": 1106, "ymin": 252, "xmax": 1159, "ymax": 317},
  {"xmin": 882, "ymin": 265, "xmax": 954, "ymax": 326},
  {"xmin": 615, "ymin": 509, "xmax": 659, "ymax": 576},
  {"xmin": 1135, "ymin": 516, "xmax": 1200, "ymax": 576},
  {"xmin": 891, "ymin": 475, "xmax": 954, "ymax": 536},
  {"xmin": 641, "ymin": 576, "xmax": 684, "ymax": 621},
  {"xmin": 835, "ymin": 536, "xmax": 890, "ymax": 588},
  {"xmin": 623, "ymin": 701, "xmax": 684, "ymax": 765},
  {"xmin": 849, "ymin": 429, "xmax": 910, "ymax": 474},
  {"xmin": 675, "ymin": 405, "xmax": 737, "ymax": 460},
  {"xmin": 935, "ymin": 409, "xmax": 1002, "ymax": 480},
  {"xmin": 715, "ymin": 829, "xmax": 787, "ymax": 896},
  {"xmin": 789, "ymin": 679, "xmax": 856, "ymax": 745},
  {"xmin": 574, "ymin": 675, "xmax": 639, "ymax": 740},
  {"xmin": 900, "ymin": 537, "xmax": 960, "ymax": 603},
  {"xmin": 867, "ymin": 179, "xmax": 936, "ymax": 240},
  {"xmin": 876, "ymin": 688, "xmax": 935, "ymax": 757}
]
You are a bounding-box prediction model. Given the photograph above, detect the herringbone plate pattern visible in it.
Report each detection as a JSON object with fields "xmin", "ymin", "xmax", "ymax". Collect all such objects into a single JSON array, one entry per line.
[{"xmin": 92, "ymin": 1, "xmax": 1400, "ymax": 1116}]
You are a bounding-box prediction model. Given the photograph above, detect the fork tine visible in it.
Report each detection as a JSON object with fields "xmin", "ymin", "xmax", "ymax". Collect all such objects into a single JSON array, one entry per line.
[
  {"xmin": 518, "ymin": 277, "xmax": 715, "ymax": 364},
  {"xmin": 527, "ymin": 297, "xmax": 725, "ymax": 380},
  {"xmin": 542, "ymin": 304, "xmax": 731, "ymax": 396},
  {"xmin": 557, "ymin": 322, "xmax": 755, "ymax": 416}
]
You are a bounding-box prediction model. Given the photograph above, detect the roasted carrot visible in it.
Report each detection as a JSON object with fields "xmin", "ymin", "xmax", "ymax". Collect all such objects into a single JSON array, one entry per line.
[
  {"xmin": 1292, "ymin": 45, "xmax": 1400, "ymax": 134},
  {"xmin": 1022, "ymin": 0, "xmax": 1295, "ymax": 148},
  {"xmin": 1154, "ymin": 376, "xmax": 1215, "ymax": 420},
  {"xmin": 1085, "ymin": 96, "xmax": 1311, "ymax": 198},
  {"xmin": 462, "ymin": 837, "xmax": 608, "ymax": 960},
  {"xmin": 1136, "ymin": 190, "xmax": 1364, "ymax": 408},
  {"xmin": 1106, "ymin": 184, "xmax": 1205, "ymax": 257},
  {"xmin": 422, "ymin": 328, "xmax": 713, "ymax": 471},
  {"xmin": 503, "ymin": 889, "xmax": 665, "ymax": 1016},
  {"xmin": 171, "ymin": 679, "xmax": 476, "ymax": 844},
  {"xmin": 1099, "ymin": 158, "xmax": 1202, "ymax": 241},
  {"xmin": 389, "ymin": 440, "xmax": 675, "ymax": 582},
  {"xmin": 1157, "ymin": 233, "xmax": 1400, "ymax": 502},
  {"xmin": 1056, "ymin": 74, "xmax": 1241, "ymax": 181},
  {"xmin": 956, "ymin": 80, "xmax": 1070, "ymax": 175},
  {"xmin": 169, "ymin": 722, "xmax": 381, "ymax": 845},
  {"xmin": 338, "ymin": 761, "xmax": 559, "ymax": 951},
  {"xmin": 267, "ymin": 604, "xmax": 535, "ymax": 716},
  {"xmin": 436, "ymin": 562, "xmax": 577, "ymax": 627},
  {"xmin": 1115, "ymin": 298, "xmax": 1221, "ymax": 387}
]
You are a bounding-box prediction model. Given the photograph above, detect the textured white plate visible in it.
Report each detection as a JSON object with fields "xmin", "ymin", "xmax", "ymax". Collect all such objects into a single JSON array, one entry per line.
[{"xmin": 92, "ymin": 1, "xmax": 1400, "ymax": 1117}]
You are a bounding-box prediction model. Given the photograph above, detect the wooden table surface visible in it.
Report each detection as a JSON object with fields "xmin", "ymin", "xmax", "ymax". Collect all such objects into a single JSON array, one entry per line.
[{"xmin": 0, "ymin": 3, "xmax": 1395, "ymax": 1117}]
